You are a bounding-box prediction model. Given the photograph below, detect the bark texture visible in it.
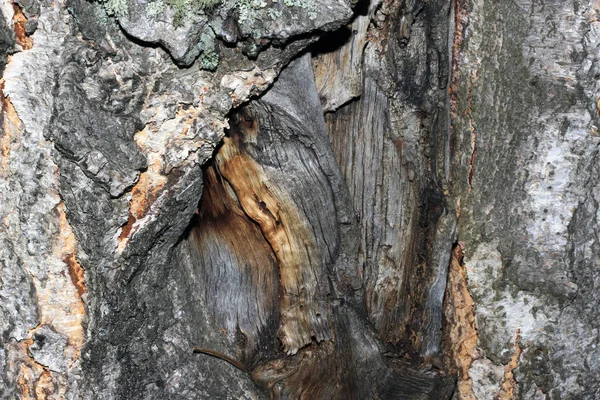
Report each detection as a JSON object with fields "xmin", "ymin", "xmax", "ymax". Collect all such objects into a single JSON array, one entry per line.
[
  {"xmin": 449, "ymin": 1, "xmax": 600, "ymax": 398},
  {"xmin": 0, "ymin": 0, "xmax": 599, "ymax": 398}
]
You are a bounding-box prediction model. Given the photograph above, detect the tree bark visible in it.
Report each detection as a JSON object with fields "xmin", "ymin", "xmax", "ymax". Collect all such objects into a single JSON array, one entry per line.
[{"xmin": 0, "ymin": 0, "xmax": 598, "ymax": 399}]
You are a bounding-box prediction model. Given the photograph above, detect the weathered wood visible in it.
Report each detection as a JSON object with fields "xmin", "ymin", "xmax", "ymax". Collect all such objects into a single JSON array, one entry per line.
[
  {"xmin": 185, "ymin": 53, "xmax": 454, "ymax": 399},
  {"xmin": 313, "ymin": 4, "xmax": 371, "ymax": 112},
  {"xmin": 189, "ymin": 163, "xmax": 280, "ymax": 364},
  {"xmin": 322, "ymin": 0, "xmax": 455, "ymax": 363}
]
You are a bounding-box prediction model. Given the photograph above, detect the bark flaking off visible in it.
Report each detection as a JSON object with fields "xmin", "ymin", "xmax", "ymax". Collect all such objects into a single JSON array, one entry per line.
[
  {"xmin": 11, "ymin": 3, "xmax": 32, "ymax": 50},
  {"xmin": 497, "ymin": 330, "xmax": 522, "ymax": 400},
  {"xmin": 443, "ymin": 243, "xmax": 477, "ymax": 400},
  {"xmin": 0, "ymin": 5, "xmax": 85, "ymax": 394}
]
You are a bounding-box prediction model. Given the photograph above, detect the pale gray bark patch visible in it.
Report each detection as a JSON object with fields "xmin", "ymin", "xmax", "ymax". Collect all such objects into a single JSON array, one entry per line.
[{"xmin": 0, "ymin": 240, "xmax": 39, "ymax": 397}]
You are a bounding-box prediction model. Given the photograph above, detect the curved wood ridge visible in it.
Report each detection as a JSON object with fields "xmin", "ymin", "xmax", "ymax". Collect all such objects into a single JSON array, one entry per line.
[{"xmin": 191, "ymin": 55, "xmax": 338, "ymax": 357}]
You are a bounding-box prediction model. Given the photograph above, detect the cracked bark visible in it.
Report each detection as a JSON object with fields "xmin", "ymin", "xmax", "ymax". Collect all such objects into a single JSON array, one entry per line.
[{"xmin": 1, "ymin": 0, "xmax": 599, "ymax": 399}]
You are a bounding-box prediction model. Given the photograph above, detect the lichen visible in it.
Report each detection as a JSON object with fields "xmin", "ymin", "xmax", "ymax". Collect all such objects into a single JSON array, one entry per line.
[
  {"xmin": 165, "ymin": 0, "xmax": 221, "ymax": 26},
  {"xmin": 102, "ymin": 0, "xmax": 129, "ymax": 17},
  {"xmin": 282, "ymin": 0, "xmax": 316, "ymax": 20},
  {"xmin": 99, "ymin": 0, "xmax": 318, "ymax": 29},
  {"xmin": 231, "ymin": 0, "xmax": 317, "ymax": 28},
  {"xmin": 146, "ymin": 0, "xmax": 166, "ymax": 19},
  {"xmin": 235, "ymin": 0, "xmax": 267, "ymax": 25},
  {"xmin": 99, "ymin": 0, "xmax": 220, "ymax": 25},
  {"xmin": 97, "ymin": 0, "xmax": 318, "ymax": 68},
  {"xmin": 200, "ymin": 49, "xmax": 219, "ymax": 70}
]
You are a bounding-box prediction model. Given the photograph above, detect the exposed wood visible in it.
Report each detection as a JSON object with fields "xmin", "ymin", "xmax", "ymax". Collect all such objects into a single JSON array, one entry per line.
[
  {"xmin": 186, "ymin": 53, "xmax": 454, "ymax": 399},
  {"xmin": 313, "ymin": 5, "xmax": 371, "ymax": 112},
  {"xmin": 443, "ymin": 243, "xmax": 478, "ymax": 400},
  {"xmin": 192, "ymin": 56, "xmax": 338, "ymax": 357},
  {"xmin": 322, "ymin": 0, "xmax": 455, "ymax": 364}
]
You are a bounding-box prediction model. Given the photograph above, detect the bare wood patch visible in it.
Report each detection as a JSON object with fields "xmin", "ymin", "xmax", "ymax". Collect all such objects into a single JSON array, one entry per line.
[
  {"xmin": 1, "ymin": 85, "xmax": 23, "ymax": 176},
  {"xmin": 12, "ymin": 3, "xmax": 32, "ymax": 50},
  {"xmin": 443, "ymin": 243, "xmax": 478, "ymax": 400},
  {"xmin": 497, "ymin": 330, "xmax": 522, "ymax": 400}
]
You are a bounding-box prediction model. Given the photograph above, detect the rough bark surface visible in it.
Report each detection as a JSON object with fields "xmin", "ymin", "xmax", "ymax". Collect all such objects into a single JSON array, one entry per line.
[
  {"xmin": 1, "ymin": 0, "xmax": 599, "ymax": 398},
  {"xmin": 450, "ymin": 1, "xmax": 600, "ymax": 398}
]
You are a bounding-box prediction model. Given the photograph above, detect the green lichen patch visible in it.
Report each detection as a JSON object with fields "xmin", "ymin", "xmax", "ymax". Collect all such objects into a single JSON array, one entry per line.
[
  {"xmin": 232, "ymin": 0, "xmax": 317, "ymax": 29},
  {"xmin": 102, "ymin": 0, "xmax": 129, "ymax": 17},
  {"xmin": 199, "ymin": 49, "xmax": 219, "ymax": 70},
  {"xmin": 99, "ymin": 0, "xmax": 221, "ymax": 26},
  {"xmin": 166, "ymin": 0, "xmax": 221, "ymax": 27}
]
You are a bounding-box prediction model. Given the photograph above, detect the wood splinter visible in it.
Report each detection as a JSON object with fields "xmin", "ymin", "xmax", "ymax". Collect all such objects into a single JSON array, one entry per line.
[{"xmin": 192, "ymin": 347, "xmax": 249, "ymax": 374}]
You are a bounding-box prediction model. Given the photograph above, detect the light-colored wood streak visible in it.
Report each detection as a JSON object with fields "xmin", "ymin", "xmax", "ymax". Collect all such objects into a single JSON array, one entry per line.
[
  {"xmin": 313, "ymin": 13, "xmax": 370, "ymax": 112},
  {"xmin": 213, "ymin": 123, "xmax": 332, "ymax": 355},
  {"xmin": 190, "ymin": 54, "xmax": 342, "ymax": 363}
]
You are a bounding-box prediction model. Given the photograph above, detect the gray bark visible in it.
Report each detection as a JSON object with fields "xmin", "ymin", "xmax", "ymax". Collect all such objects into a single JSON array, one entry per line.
[{"xmin": 0, "ymin": 0, "xmax": 598, "ymax": 398}]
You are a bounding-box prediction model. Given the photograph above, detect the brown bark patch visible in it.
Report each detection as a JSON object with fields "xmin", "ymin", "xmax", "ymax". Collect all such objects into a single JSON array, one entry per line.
[
  {"xmin": 49, "ymin": 203, "xmax": 86, "ymax": 362},
  {"xmin": 117, "ymin": 169, "xmax": 167, "ymax": 251},
  {"xmin": 65, "ymin": 252, "xmax": 86, "ymax": 298},
  {"xmin": 1, "ymin": 86, "xmax": 23, "ymax": 175},
  {"xmin": 443, "ymin": 243, "xmax": 478, "ymax": 400},
  {"xmin": 34, "ymin": 370, "xmax": 55, "ymax": 399},
  {"xmin": 55, "ymin": 202, "xmax": 87, "ymax": 299},
  {"xmin": 12, "ymin": 3, "xmax": 33, "ymax": 50},
  {"xmin": 497, "ymin": 330, "xmax": 522, "ymax": 400},
  {"xmin": 13, "ymin": 337, "xmax": 57, "ymax": 400},
  {"xmin": 117, "ymin": 212, "xmax": 136, "ymax": 246}
]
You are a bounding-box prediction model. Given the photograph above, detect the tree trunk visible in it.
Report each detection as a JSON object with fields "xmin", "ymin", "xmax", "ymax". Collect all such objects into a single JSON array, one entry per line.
[{"xmin": 0, "ymin": 0, "xmax": 598, "ymax": 399}]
